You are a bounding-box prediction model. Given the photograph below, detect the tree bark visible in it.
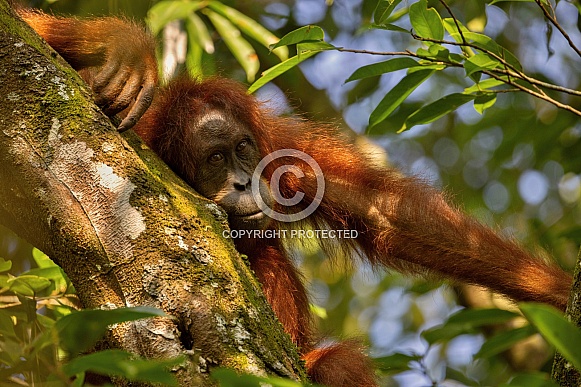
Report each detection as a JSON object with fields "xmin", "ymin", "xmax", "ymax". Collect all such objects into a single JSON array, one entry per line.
[
  {"xmin": 552, "ymin": 249, "xmax": 581, "ymax": 386},
  {"xmin": 0, "ymin": 1, "xmax": 305, "ymax": 385}
]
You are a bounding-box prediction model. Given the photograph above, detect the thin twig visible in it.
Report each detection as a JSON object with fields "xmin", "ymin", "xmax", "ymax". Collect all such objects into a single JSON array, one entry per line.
[
  {"xmin": 487, "ymin": 88, "xmax": 520, "ymax": 94},
  {"xmin": 534, "ymin": 0, "xmax": 581, "ymax": 58},
  {"xmin": 484, "ymin": 70, "xmax": 581, "ymax": 117},
  {"xmin": 337, "ymin": 43, "xmax": 581, "ymax": 97},
  {"xmin": 336, "ymin": 46, "xmax": 463, "ymax": 68},
  {"xmin": 492, "ymin": 68, "xmax": 581, "ymax": 97},
  {"xmin": 411, "ymin": 34, "xmax": 521, "ymax": 72},
  {"xmin": 411, "ymin": 34, "xmax": 569, "ymax": 98},
  {"xmin": 422, "ymin": 35, "xmax": 543, "ymax": 96},
  {"xmin": 334, "ymin": 23, "xmax": 581, "ymax": 116},
  {"xmin": 439, "ymin": 0, "xmax": 466, "ymax": 45},
  {"xmin": 336, "ymin": 47, "xmax": 413, "ymax": 56}
]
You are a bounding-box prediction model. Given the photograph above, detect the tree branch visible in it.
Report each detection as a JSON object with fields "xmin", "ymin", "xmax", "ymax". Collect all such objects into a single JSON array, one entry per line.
[
  {"xmin": 534, "ymin": 0, "xmax": 581, "ymax": 58},
  {"xmin": 0, "ymin": 2, "xmax": 306, "ymax": 384}
]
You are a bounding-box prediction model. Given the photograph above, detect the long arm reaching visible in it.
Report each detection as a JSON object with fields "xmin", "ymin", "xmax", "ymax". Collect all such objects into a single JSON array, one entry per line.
[
  {"xmin": 261, "ymin": 116, "xmax": 572, "ymax": 311},
  {"xmin": 17, "ymin": 8, "xmax": 157, "ymax": 131}
]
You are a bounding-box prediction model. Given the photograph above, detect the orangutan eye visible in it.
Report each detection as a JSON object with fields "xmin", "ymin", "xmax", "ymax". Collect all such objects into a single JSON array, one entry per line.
[
  {"xmin": 236, "ymin": 140, "xmax": 248, "ymax": 152},
  {"xmin": 208, "ymin": 152, "xmax": 224, "ymax": 164}
]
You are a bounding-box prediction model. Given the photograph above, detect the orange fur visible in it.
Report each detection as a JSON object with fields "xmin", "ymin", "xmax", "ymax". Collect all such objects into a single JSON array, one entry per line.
[
  {"xmin": 18, "ymin": 10, "xmax": 154, "ymax": 71},
  {"xmin": 18, "ymin": 8, "xmax": 157, "ymax": 130},
  {"xmin": 303, "ymin": 341, "xmax": 376, "ymax": 387},
  {"xmin": 248, "ymin": 243, "xmax": 312, "ymax": 350},
  {"xmin": 136, "ymin": 77, "xmax": 572, "ymax": 386}
]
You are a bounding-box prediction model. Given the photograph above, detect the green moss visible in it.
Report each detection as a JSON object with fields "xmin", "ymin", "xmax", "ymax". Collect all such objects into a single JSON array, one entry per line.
[{"xmin": 0, "ymin": 4, "xmax": 59, "ymax": 62}]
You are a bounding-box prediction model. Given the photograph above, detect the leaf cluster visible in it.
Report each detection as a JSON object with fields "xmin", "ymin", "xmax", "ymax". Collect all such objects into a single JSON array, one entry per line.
[
  {"xmin": 0, "ymin": 252, "xmax": 179, "ymax": 386},
  {"xmin": 147, "ymin": 1, "xmax": 289, "ymax": 82},
  {"xmin": 246, "ymin": 0, "xmax": 581, "ymax": 134},
  {"xmin": 374, "ymin": 304, "xmax": 581, "ymax": 386}
]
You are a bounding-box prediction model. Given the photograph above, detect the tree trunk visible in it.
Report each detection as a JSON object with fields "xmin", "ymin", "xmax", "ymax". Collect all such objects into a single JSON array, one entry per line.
[
  {"xmin": 0, "ymin": 1, "xmax": 305, "ymax": 385},
  {"xmin": 552, "ymin": 250, "xmax": 581, "ymax": 386}
]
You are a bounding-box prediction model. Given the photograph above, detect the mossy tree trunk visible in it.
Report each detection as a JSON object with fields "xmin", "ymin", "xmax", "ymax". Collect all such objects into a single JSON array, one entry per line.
[
  {"xmin": 0, "ymin": 2, "xmax": 305, "ymax": 385},
  {"xmin": 552, "ymin": 251, "xmax": 581, "ymax": 386}
]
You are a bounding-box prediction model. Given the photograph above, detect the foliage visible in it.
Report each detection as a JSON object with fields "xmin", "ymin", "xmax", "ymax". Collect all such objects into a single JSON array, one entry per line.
[
  {"xmin": 250, "ymin": 0, "xmax": 581, "ymax": 134},
  {"xmin": 368, "ymin": 304, "xmax": 581, "ymax": 386},
  {"xmin": 146, "ymin": 0, "xmax": 289, "ymax": 81},
  {"xmin": 521, "ymin": 303, "xmax": 581, "ymax": 371},
  {"xmin": 0, "ymin": 252, "xmax": 179, "ymax": 385},
  {"xmin": 211, "ymin": 368, "xmax": 315, "ymax": 387},
  {"xmin": 5, "ymin": 246, "xmax": 581, "ymax": 387}
]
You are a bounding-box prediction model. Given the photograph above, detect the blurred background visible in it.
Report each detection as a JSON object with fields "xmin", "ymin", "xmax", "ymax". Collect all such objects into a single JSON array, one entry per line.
[{"xmin": 6, "ymin": 0, "xmax": 581, "ymax": 385}]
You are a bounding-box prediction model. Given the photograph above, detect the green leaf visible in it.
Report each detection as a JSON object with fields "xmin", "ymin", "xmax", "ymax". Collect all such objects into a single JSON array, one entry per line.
[
  {"xmin": 400, "ymin": 93, "xmax": 476, "ymax": 132},
  {"xmin": 204, "ymin": 8, "xmax": 260, "ymax": 82},
  {"xmin": 25, "ymin": 266, "xmax": 69, "ymax": 296},
  {"xmin": 297, "ymin": 41, "xmax": 336, "ymax": 53},
  {"xmin": 388, "ymin": 7, "xmax": 411, "ymax": 24},
  {"xmin": 186, "ymin": 12, "xmax": 214, "ymax": 54},
  {"xmin": 476, "ymin": 325, "xmax": 537, "ymax": 358},
  {"xmin": 464, "ymin": 78, "xmax": 506, "ymax": 93},
  {"xmin": 204, "ymin": 9, "xmax": 259, "ymax": 82},
  {"xmin": 422, "ymin": 308, "xmax": 519, "ymax": 344},
  {"xmin": 0, "ymin": 338, "xmax": 23, "ymax": 365},
  {"xmin": 32, "ymin": 248, "xmax": 55, "ymax": 268},
  {"xmin": 423, "ymin": 325, "xmax": 472, "ymax": 344},
  {"xmin": 346, "ymin": 58, "xmax": 419, "ymax": 83},
  {"xmin": 310, "ymin": 304, "xmax": 328, "ymax": 319},
  {"xmin": 409, "ymin": 63, "xmax": 447, "ymax": 71},
  {"xmin": 442, "ymin": 17, "xmax": 470, "ymax": 44},
  {"xmin": 417, "ymin": 44, "xmax": 451, "ymax": 61},
  {"xmin": 212, "ymin": 368, "xmax": 306, "ymax": 387},
  {"xmin": 490, "ymin": 0, "xmax": 535, "ymax": 4},
  {"xmin": 409, "ymin": 0, "xmax": 444, "ymax": 40},
  {"xmin": 185, "ymin": 36, "xmax": 203, "ymax": 78},
  {"xmin": 63, "ymin": 349, "xmax": 181, "ymax": 386},
  {"xmin": 449, "ymin": 53, "xmax": 465, "ymax": 63},
  {"xmin": 0, "ymin": 312, "xmax": 16, "ymax": 339},
  {"xmin": 430, "ymin": 44, "xmax": 449, "ymax": 58},
  {"xmin": 445, "ymin": 367, "xmax": 480, "ymax": 386},
  {"xmin": 248, "ymin": 50, "xmax": 319, "ymax": 93},
  {"xmin": 0, "ymin": 274, "xmax": 9, "ymax": 288},
  {"xmin": 447, "ymin": 308, "xmax": 519, "ymax": 325},
  {"xmin": 367, "ymin": 69, "xmax": 435, "ymax": 130},
  {"xmin": 374, "ymin": 353, "xmax": 421, "ymax": 373},
  {"xmin": 371, "ymin": 23, "xmax": 410, "ymax": 33},
  {"xmin": 374, "ymin": 0, "xmax": 405, "ymax": 25},
  {"xmin": 7, "ymin": 275, "xmax": 51, "ymax": 297},
  {"xmin": 184, "ymin": 17, "xmax": 206, "ymax": 77},
  {"xmin": 271, "ymin": 25, "xmax": 325, "ymax": 49},
  {"xmin": 146, "ymin": 1, "xmax": 206, "ymax": 35},
  {"xmin": 0, "ymin": 258, "xmax": 11, "ymax": 273},
  {"xmin": 464, "ymin": 31, "xmax": 522, "ymax": 71},
  {"xmin": 469, "ymin": 68, "xmax": 481, "ymax": 84},
  {"xmin": 465, "ymin": 53, "xmax": 501, "ymax": 77},
  {"xmin": 23, "ymin": 328, "xmax": 57, "ymax": 362},
  {"xmin": 56, "ymin": 307, "xmax": 166, "ymax": 355},
  {"xmin": 474, "ymin": 93, "xmax": 497, "ymax": 114},
  {"xmin": 520, "ymin": 303, "xmax": 581, "ymax": 371},
  {"xmin": 207, "ymin": 1, "xmax": 288, "ymax": 60},
  {"xmin": 501, "ymin": 372, "xmax": 560, "ymax": 387}
]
